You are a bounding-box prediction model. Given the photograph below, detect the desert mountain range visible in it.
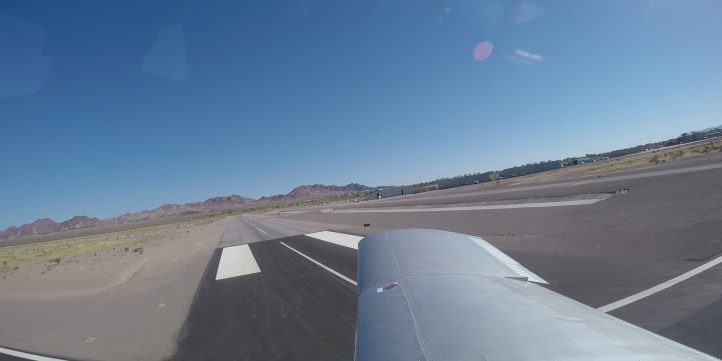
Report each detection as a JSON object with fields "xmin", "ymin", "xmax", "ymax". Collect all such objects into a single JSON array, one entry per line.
[{"xmin": 0, "ymin": 183, "xmax": 372, "ymax": 242}]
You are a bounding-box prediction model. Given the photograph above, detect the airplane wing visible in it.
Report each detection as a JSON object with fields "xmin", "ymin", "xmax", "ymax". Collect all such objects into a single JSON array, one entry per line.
[{"xmin": 355, "ymin": 228, "xmax": 719, "ymax": 361}]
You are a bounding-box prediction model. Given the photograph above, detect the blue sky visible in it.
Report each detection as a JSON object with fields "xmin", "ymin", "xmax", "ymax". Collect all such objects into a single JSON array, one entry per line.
[{"xmin": 1, "ymin": 0, "xmax": 721, "ymax": 228}]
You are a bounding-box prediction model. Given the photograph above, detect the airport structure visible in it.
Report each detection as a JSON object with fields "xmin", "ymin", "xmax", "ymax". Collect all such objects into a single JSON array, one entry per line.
[
  {"xmin": 366, "ymin": 186, "xmax": 416, "ymax": 200},
  {"xmin": 438, "ymin": 160, "xmax": 562, "ymax": 190},
  {"xmin": 438, "ymin": 172, "xmax": 494, "ymax": 189}
]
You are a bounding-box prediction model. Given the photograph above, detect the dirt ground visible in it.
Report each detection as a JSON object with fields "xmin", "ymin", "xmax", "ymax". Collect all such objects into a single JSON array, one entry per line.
[{"xmin": 0, "ymin": 216, "xmax": 229, "ymax": 361}]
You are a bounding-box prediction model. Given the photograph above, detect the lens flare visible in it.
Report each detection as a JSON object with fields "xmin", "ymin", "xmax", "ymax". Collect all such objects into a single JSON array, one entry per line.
[{"xmin": 473, "ymin": 41, "xmax": 494, "ymax": 62}]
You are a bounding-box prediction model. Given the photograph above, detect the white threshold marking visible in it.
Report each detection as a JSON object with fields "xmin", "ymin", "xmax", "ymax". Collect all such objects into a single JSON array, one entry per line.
[
  {"xmin": 255, "ymin": 227, "xmax": 268, "ymax": 235},
  {"xmin": 0, "ymin": 346, "xmax": 67, "ymax": 361},
  {"xmin": 598, "ymin": 254, "xmax": 722, "ymax": 313},
  {"xmin": 280, "ymin": 241, "xmax": 357, "ymax": 286},
  {"xmin": 215, "ymin": 244, "xmax": 261, "ymax": 280},
  {"xmin": 306, "ymin": 231, "xmax": 363, "ymax": 250},
  {"xmin": 332, "ymin": 198, "xmax": 603, "ymax": 213}
]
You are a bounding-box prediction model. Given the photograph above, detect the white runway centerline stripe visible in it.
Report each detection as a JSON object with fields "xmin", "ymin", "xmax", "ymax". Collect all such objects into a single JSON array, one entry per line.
[
  {"xmin": 215, "ymin": 244, "xmax": 261, "ymax": 280},
  {"xmin": 332, "ymin": 198, "xmax": 604, "ymax": 213},
  {"xmin": 280, "ymin": 241, "xmax": 357, "ymax": 286},
  {"xmin": 598, "ymin": 254, "xmax": 722, "ymax": 313},
  {"xmin": 255, "ymin": 227, "xmax": 268, "ymax": 235},
  {"xmin": 306, "ymin": 231, "xmax": 363, "ymax": 250},
  {"xmin": 0, "ymin": 346, "xmax": 67, "ymax": 361}
]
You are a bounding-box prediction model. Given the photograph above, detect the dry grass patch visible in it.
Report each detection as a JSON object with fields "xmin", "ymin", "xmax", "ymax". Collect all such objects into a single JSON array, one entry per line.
[
  {"xmin": 0, "ymin": 217, "xmax": 218, "ymax": 274},
  {"xmin": 582, "ymin": 139, "xmax": 722, "ymax": 175}
]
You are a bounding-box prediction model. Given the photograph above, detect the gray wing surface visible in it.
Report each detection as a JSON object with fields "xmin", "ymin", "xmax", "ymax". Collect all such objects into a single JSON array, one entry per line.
[{"xmin": 355, "ymin": 228, "xmax": 719, "ymax": 361}]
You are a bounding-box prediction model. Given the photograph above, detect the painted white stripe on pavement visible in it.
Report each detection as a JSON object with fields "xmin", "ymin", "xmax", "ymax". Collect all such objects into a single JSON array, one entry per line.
[
  {"xmin": 333, "ymin": 198, "xmax": 604, "ymax": 213},
  {"xmin": 215, "ymin": 244, "xmax": 261, "ymax": 280},
  {"xmin": 598, "ymin": 254, "xmax": 722, "ymax": 313},
  {"xmin": 255, "ymin": 227, "xmax": 268, "ymax": 235},
  {"xmin": 0, "ymin": 346, "xmax": 67, "ymax": 361},
  {"xmin": 305, "ymin": 231, "xmax": 363, "ymax": 250},
  {"xmin": 280, "ymin": 241, "xmax": 357, "ymax": 286}
]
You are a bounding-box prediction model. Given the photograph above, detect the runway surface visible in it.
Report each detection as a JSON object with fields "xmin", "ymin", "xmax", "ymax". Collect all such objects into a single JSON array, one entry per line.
[
  {"xmin": 173, "ymin": 155, "xmax": 722, "ymax": 360},
  {"xmin": 172, "ymin": 220, "xmax": 360, "ymax": 361},
  {"xmin": 271, "ymin": 155, "xmax": 722, "ymax": 359},
  {"xmin": 337, "ymin": 153, "xmax": 722, "ymax": 210},
  {"xmin": 2, "ymin": 155, "xmax": 721, "ymax": 361}
]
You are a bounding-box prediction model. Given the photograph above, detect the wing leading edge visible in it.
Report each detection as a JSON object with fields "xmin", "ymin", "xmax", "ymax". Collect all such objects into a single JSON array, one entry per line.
[{"xmin": 355, "ymin": 228, "xmax": 719, "ymax": 361}]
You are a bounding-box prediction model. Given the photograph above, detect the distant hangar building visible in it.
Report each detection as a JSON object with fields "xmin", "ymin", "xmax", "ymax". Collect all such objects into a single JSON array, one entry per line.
[{"xmin": 367, "ymin": 186, "xmax": 416, "ymax": 200}]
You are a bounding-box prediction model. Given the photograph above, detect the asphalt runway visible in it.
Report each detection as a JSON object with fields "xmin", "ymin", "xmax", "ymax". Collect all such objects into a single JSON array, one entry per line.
[
  {"xmin": 172, "ymin": 222, "xmax": 359, "ymax": 361},
  {"xmin": 5, "ymin": 155, "xmax": 721, "ymax": 361},
  {"xmin": 171, "ymin": 157, "xmax": 722, "ymax": 360},
  {"xmin": 142, "ymin": 153, "xmax": 722, "ymax": 360},
  {"xmin": 270, "ymin": 155, "xmax": 722, "ymax": 358}
]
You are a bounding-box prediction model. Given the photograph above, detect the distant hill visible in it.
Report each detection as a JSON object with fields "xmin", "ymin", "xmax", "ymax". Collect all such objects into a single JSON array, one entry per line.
[
  {"xmin": 0, "ymin": 216, "xmax": 101, "ymax": 241},
  {"xmin": 108, "ymin": 195, "xmax": 256, "ymax": 224},
  {"xmin": 0, "ymin": 183, "xmax": 373, "ymax": 242},
  {"xmin": 59, "ymin": 215, "xmax": 102, "ymax": 230},
  {"xmin": 283, "ymin": 183, "xmax": 371, "ymax": 200}
]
